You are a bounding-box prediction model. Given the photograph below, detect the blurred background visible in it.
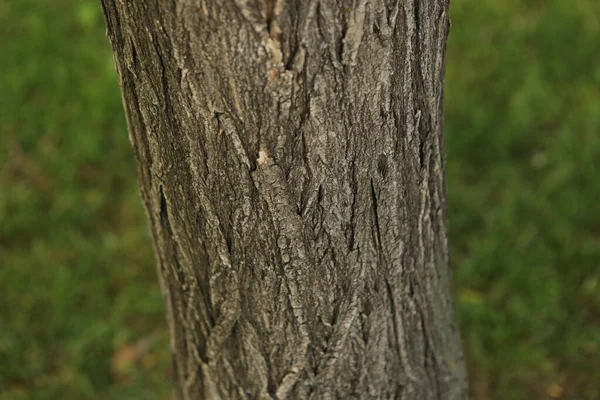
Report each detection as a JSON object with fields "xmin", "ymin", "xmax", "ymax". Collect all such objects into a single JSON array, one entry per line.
[{"xmin": 1, "ymin": 1, "xmax": 598, "ymax": 399}]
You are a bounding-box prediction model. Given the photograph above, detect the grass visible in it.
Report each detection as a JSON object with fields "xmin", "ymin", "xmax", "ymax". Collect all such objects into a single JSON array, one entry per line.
[
  {"xmin": 446, "ymin": 1, "xmax": 600, "ymax": 398},
  {"xmin": 1, "ymin": 0, "xmax": 598, "ymax": 399}
]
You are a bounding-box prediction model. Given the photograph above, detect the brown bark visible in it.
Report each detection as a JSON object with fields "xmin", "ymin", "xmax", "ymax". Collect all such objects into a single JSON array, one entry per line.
[{"xmin": 101, "ymin": 1, "xmax": 467, "ymax": 399}]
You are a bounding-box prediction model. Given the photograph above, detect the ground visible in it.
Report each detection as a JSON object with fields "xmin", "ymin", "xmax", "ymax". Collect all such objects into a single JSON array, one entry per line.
[{"xmin": 1, "ymin": 1, "xmax": 599, "ymax": 399}]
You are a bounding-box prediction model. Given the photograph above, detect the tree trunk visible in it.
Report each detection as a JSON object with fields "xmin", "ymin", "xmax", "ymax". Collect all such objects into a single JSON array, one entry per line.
[{"xmin": 101, "ymin": 1, "xmax": 467, "ymax": 398}]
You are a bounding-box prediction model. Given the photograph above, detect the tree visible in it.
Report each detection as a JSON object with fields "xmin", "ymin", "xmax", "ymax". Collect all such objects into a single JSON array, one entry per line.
[{"xmin": 101, "ymin": 1, "xmax": 467, "ymax": 398}]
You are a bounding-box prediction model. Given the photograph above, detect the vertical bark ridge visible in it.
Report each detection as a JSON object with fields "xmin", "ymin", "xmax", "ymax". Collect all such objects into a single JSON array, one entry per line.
[{"xmin": 101, "ymin": 0, "xmax": 467, "ymax": 398}]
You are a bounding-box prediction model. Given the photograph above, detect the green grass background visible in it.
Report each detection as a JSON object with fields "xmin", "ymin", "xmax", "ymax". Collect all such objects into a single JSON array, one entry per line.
[{"xmin": 1, "ymin": 1, "xmax": 598, "ymax": 399}]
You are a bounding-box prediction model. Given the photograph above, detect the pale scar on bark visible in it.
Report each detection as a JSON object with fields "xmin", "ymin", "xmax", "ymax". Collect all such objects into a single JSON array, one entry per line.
[{"xmin": 257, "ymin": 149, "xmax": 270, "ymax": 165}]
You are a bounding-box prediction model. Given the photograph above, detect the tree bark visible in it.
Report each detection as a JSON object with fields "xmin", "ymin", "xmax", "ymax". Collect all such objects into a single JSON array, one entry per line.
[{"xmin": 101, "ymin": 1, "xmax": 467, "ymax": 398}]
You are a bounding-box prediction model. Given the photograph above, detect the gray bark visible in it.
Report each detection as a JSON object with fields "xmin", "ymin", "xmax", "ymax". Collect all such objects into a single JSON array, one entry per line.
[{"xmin": 101, "ymin": 1, "xmax": 467, "ymax": 399}]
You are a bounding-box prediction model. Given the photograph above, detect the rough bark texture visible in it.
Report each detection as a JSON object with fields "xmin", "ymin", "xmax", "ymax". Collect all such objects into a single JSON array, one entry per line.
[{"xmin": 101, "ymin": 1, "xmax": 467, "ymax": 399}]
